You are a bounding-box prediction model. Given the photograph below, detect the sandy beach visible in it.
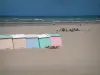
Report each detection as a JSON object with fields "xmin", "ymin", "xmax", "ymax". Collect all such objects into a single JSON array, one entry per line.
[{"xmin": 0, "ymin": 23, "xmax": 100, "ymax": 75}]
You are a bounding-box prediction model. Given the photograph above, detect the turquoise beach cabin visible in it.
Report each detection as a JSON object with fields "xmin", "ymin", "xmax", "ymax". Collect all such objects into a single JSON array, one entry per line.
[
  {"xmin": 0, "ymin": 35, "xmax": 13, "ymax": 50},
  {"xmin": 38, "ymin": 34, "xmax": 51, "ymax": 48},
  {"xmin": 25, "ymin": 34, "xmax": 40, "ymax": 48}
]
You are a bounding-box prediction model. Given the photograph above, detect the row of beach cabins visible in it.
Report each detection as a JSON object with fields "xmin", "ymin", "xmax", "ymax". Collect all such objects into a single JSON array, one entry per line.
[{"xmin": 0, "ymin": 34, "xmax": 62, "ymax": 50}]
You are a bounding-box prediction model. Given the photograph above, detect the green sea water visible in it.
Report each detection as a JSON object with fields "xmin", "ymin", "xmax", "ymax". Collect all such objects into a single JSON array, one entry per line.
[{"xmin": 0, "ymin": 16, "xmax": 100, "ymax": 22}]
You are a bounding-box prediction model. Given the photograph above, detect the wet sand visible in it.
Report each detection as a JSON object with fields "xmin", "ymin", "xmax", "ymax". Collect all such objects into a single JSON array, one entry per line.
[{"xmin": 0, "ymin": 23, "xmax": 100, "ymax": 75}]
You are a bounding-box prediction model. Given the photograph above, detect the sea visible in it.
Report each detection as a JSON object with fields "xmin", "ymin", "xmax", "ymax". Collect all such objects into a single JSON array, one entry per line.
[{"xmin": 0, "ymin": 16, "xmax": 100, "ymax": 23}]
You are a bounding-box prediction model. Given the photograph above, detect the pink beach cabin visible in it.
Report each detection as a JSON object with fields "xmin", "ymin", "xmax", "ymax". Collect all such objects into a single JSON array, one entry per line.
[{"xmin": 48, "ymin": 34, "xmax": 62, "ymax": 47}]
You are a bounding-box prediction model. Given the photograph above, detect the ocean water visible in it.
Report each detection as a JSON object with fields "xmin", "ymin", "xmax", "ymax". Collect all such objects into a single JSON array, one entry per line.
[{"xmin": 0, "ymin": 16, "xmax": 100, "ymax": 23}]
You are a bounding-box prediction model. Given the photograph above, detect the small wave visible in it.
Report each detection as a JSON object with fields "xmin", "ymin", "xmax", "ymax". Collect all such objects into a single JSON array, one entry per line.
[
  {"xmin": 34, "ymin": 19, "xmax": 44, "ymax": 21},
  {"xmin": 19, "ymin": 19, "xmax": 33, "ymax": 20}
]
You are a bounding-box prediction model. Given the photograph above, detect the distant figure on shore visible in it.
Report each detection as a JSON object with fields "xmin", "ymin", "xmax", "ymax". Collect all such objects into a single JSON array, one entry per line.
[
  {"xmin": 66, "ymin": 28, "xmax": 68, "ymax": 32},
  {"xmin": 56, "ymin": 30, "xmax": 59, "ymax": 33},
  {"xmin": 61, "ymin": 28, "xmax": 65, "ymax": 32},
  {"xmin": 53, "ymin": 22, "xmax": 55, "ymax": 25},
  {"xmin": 69, "ymin": 28, "xmax": 74, "ymax": 32},
  {"xmin": 73, "ymin": 28, "xmax": 80, "ymax": 31}
]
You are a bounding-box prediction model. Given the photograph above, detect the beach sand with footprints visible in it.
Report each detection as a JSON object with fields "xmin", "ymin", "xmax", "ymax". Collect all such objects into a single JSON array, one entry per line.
[{"xmin": 0, "ymin": 23, "xmax": 100, "ymax": 75}]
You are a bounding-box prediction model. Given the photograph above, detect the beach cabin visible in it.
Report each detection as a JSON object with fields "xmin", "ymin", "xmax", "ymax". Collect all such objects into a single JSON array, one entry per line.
[
  {"xmin": 10, "ymin": 34, "xmax": 26, "ymax": 49},
  {"xmin": 0, "ymin": 35, "xmax": 13, "ymax": 50},
  {"xmin": 25, "ymin": 34, "xmax": 40, "ymax": 48},
  {"xmin": 38, "ymin": 34, "xmax": 51, "ymax": 48},
  {"xmin": 48, "ymin": 34, "xmax": 62, "ymax": 47}
]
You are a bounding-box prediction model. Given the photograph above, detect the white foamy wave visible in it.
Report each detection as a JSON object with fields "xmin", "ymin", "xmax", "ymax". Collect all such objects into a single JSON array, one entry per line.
[{"xmin": 34, "ymin": 19, "xmax": 44, "ymax": 21}]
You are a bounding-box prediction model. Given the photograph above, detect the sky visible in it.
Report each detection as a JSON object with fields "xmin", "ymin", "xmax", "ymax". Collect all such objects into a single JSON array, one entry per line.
[{"xmin": 0, "ymin": 0, "xmax": 100, "ymax": 16}]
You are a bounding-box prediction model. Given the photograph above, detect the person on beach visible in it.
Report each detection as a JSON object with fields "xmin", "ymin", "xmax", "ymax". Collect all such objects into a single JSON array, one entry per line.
[{"xmin": 61, "ymin": 28, "xmax": 65, "ymax": 32}]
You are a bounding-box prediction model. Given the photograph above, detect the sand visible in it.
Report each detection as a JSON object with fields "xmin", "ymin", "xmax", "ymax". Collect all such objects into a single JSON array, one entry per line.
[{"xmin": 0, "ymin": 23, "xmax": 100, "ymax": 75}]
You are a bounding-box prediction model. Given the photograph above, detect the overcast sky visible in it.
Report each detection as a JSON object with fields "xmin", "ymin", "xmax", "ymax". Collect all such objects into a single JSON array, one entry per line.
[{"xmin": 0, "ymin": 0, "xmax": 100, "ymax": 16}]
